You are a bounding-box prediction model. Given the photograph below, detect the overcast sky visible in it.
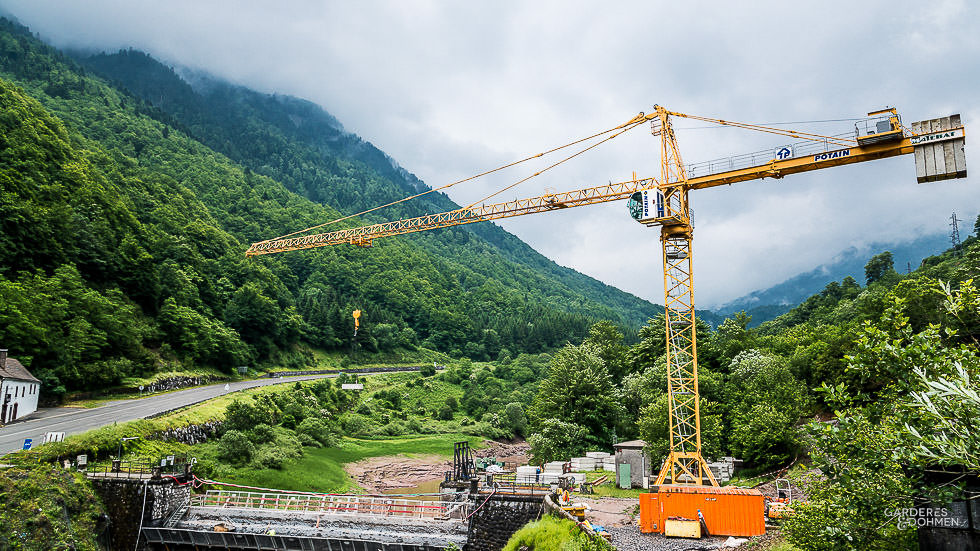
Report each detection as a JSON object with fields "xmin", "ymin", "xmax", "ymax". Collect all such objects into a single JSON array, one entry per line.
[{"xmin": 2, "ymin": 0, "xmax": 978, "ymax": 307}]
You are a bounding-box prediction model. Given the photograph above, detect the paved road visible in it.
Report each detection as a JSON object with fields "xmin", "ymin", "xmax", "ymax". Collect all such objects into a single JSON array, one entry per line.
[{"xmin": 0, "ymin": 374, "xmax": 336, "ymax": 457}]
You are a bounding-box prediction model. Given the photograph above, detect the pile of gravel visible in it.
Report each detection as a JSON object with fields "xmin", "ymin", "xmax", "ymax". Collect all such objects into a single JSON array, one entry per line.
[{"xmin": 606, "ymin": 525, "xmax": 730, "ymax": 551}]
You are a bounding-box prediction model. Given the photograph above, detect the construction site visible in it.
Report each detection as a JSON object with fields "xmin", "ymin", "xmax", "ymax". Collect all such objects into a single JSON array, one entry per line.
[{"xmin": 71, "ymin": 107, "xmax": 967, "ymax": 551}]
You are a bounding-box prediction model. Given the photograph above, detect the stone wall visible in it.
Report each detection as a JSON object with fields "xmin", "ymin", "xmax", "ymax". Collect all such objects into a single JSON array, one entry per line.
[
  {"xmin": 467, "ymin": 495, "xmax": 543, "ymax": 551},
  {"xmin": 148, "ymin": 420, "xmax": 222, "ymax": 445},
  {"xmin": 90, "ymin": 476, "xmax": 191, "ymax": 551}
]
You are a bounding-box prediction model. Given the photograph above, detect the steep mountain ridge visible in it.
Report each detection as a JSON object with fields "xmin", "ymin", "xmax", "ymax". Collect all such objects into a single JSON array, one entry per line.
[
  {"xmin": 74, "ymin": 48, "xmax": 661, "ymax": 328},
  {"xmin": 0, "ymin": 17, "xmax": 654, "ymax": 394},
  {"xmin": 712, "ymin": 232, "xmax": 960, "ymax": 325}
]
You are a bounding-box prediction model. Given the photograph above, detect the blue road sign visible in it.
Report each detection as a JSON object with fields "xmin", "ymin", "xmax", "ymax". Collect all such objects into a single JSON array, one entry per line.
[{"xmin": 23, "ymin": 438, "xmax": 32, "ymax": 450}]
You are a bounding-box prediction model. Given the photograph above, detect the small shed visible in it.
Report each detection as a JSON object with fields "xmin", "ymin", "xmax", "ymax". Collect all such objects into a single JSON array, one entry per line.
[
  {"xmin": 0, "ymin": 349, "xmax": 41, "ymax": 425},
  {"xmin": 614, "ymin": 439, "xmax": 649, "ymax": 489}
]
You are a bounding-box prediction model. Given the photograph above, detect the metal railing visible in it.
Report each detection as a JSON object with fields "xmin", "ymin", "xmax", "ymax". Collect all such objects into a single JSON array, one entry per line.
[
  {"xmin": 84, "ymin": 457, "xmax": 193, "ymax": 479},
  {"xmin": 190, "ymin": 490, "xmax": 470, "ymax": 521},
  {"xmin": 488, "ymin": 474, "xmax": 555, "ymax": 495},
  {"xmin": 680, "ymin": 130, "xmax": 857, "ymax": 181},
  {"xmin": 85, "ymin": 459, "xmax": 155, "ymax": 479}
]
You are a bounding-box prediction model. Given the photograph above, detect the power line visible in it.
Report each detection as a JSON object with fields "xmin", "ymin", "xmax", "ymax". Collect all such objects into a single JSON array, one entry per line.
[{"xmin": 950, "ymin": 212, "xmax": 962, "ymax": 254}]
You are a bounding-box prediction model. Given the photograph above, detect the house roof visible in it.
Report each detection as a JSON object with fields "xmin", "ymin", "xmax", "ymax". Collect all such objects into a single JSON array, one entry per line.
[
  {"xmin": 614, "ymin": 439, "xmax": 647, "ymax": 449},
  {"xmin": 0, "ymin": 357, "xmax": 40, "ymax": 383}
]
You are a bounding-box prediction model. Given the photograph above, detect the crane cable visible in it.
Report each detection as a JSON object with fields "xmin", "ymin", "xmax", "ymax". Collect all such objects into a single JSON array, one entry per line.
[
  {"xmin": 257, "ymin": 113, "xmax": 651, "ymax": 243},
  {"xmin": 668, "ymin": 111, "xmax": 856, "ymax": 147},
  {"xmin": 464, "ymin": 117, "xmax": 647, "ymax": 209}
]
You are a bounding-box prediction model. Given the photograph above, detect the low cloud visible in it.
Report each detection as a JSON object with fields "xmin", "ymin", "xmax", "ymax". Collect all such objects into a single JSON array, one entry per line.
[{"xmin": 4, "ymin": 0, "xmax": 978, "ymax": 307}]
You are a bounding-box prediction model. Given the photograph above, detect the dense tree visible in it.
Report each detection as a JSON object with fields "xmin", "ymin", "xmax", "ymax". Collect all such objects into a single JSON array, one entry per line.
[
  {"xmin": 582, "ymin": 320, "xmax": 629, "ymax": 380},
  {"xmin": 864, "ymin": 251, "xmax": 895, "ymax": 285},
  {"xmin": 530, "ymin": 344, "xmax": 624, "ymax": 449}
]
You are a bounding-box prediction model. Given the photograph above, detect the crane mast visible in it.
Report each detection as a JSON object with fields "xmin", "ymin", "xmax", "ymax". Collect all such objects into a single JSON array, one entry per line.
[
  {"xmin": 651, "ymin": 106, "xmax": 716, "ymax": 485},
  {"xmin": 247, "ymin": 107, "xmax": 967, "ymax": 487}
]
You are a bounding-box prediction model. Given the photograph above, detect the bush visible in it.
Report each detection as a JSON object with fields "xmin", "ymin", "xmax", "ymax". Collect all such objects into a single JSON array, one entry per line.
[
  {"xmin": 502, "ymin": 515, "xmax": 613, "ymax": 551},
  {"xmin": 249, "ymin": 424, "xmax": 276, "ymax": 444},
  {"xmin": 224, "ymin": 400, "xmax": 266, "ymax": 432},
  {"xmin": 340, "ymin": 413, "xmax": 371, "ymax": 437},
  {"xmin": 382, "ymin": 421, "xmax": 405, "ymax": 436},
  {"xmin": 296, "ymin": 417, "xmax": 336, "ymax": 447},
  {"xmin": 216, "ymin": 430, "xmax": 256, "ymax": 465},
  {"xmin": 436, "ymin": 404, "xmax": 454, "ymax": 420},
  {"xmin": 297, "ymin": 432, "xmax": 318, "ymax": 447},
  {"xmin": 406, "ymin": 418, "xmax": 423, "ymax": 433},
  {"xmin": 253, "ymin": 446, "xmax": 288, "ymax": 469},
  {"xmin": 420, "ymin": 363, "xmax": 436, "ymax": 377}
]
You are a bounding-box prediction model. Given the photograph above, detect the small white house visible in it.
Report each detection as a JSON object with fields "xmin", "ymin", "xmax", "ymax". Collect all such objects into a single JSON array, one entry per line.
[{"xmin": 0, "ymin": 349, "xmax": 40, "ymax": 424}]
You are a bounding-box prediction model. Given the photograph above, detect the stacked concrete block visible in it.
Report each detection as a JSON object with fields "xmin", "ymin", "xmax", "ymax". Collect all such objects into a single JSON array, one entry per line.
[
  {"xmin": 707, "ymin": 456, "xmax": 739, "ymax": 483},
  {"xmin": 514, "ymin": 465, "xmax": 540, "ymax": 485},
  {"xmin": 570, "ymin": 457, "xmax": 597, "ymax": 472},
  {"xmin": 543, "ymin": 461, "xmax": 567, "ymax": 473}
]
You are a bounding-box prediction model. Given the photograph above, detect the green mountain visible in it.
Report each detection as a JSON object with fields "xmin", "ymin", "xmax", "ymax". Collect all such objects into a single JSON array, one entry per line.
[
  {"xmin": 712, "ymin": 232, "xmax": 959, "ymax": 326},
  {"xmin": 0, "ymin": 18, "xmax": 659, "ymax": 395},
  {"xmin": 72, "ymin": 48, "xmax": 660, "ymax": 326}
]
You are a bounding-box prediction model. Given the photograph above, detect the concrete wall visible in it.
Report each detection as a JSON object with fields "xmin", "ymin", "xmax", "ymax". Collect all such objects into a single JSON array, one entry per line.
[{"xmin": 467, "ymin": 495, "xmax": 543, "ymax": 551}]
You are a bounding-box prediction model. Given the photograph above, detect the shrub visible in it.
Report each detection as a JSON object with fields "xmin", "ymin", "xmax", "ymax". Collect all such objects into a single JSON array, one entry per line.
[
  {"xmin": 249, "ymin": 424, "xmax": 276, "ymax": 444},
  {"xmin": 224, "ymin": 400, "xmax": 266, "ymax": 432},
  {"xmin": 296, "ymin": 433, "xmax": 317, "ymax": 447},
  {"xmin": 296, "ymin": 418, "xmax": 336, "ymax": 447},
  {"xmin": 340, "ymin": 414, "xmax": 371, "ymax": 437},
  {"xmin": 436, "ymin": 405, "xmax": 454, "ymax": 421},
  {"xmin": 216, "ymin": 430, "xmax": 255, "ymax": 465},
  {"xmin": 253, "ymin": 446, "xmax": 288, "ymax": 469}
]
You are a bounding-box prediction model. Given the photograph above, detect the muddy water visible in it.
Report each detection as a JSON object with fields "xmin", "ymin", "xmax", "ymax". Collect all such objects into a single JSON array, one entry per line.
[{"xmin": 380, "ymin": 478, "xmax": 444, "ymax": 500}]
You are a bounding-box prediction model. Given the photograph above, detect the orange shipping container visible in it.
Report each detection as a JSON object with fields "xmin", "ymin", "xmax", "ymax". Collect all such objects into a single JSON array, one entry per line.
[{"xmin": 639, "ymin": 486, "xmax": 765, "ymax": 537}]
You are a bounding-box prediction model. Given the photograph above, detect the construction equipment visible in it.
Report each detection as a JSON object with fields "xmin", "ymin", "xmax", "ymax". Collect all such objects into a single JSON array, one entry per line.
[
  {"xmin": 766, "ymin": 478, "xmax": 797, "ymax": 520},
  {"xmin": 246, "ymin": 106, "xmax": 967, "ymax": 487}
]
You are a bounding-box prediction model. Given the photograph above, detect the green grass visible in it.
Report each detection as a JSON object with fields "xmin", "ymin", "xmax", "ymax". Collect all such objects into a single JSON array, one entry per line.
[
  {"xmin": 571, "ymin": 470, "xmax": 644, "ymax": 498},
  {"xmin": 205, "ymin": 434, "xmax": 485, "ymax": 493},
  {"xmin": 502, "ymin": 515, "xmax": 610, "ymax": 551},
  {"xmin": 62, "ymin": 367, "xmax": 237, "ymax": 407}
]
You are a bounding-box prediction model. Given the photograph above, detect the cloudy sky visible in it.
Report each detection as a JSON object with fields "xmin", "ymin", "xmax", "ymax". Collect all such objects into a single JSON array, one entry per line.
[{"xmin": 2, "ymin": 0, "xmax": 978, "ymax": 307}]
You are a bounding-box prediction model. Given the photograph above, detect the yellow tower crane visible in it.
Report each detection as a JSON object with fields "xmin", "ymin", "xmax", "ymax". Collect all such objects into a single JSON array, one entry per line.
[{"xmin": 246, "ymin": 106, "xmax": 967, "ymax": 487}]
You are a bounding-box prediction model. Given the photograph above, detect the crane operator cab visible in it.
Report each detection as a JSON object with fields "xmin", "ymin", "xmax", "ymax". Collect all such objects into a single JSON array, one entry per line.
[
  {"xmin": 627, "ymin": 189, "xmax": 666, "ymax": 226},
  {"xmin": 855, "ymin": 107, "xmax": 904, "ymax": 146}
]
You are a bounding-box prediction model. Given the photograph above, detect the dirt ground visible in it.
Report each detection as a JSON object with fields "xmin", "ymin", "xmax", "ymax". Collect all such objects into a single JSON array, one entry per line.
[
  {"xmin": 574, "ymin": 496, "xmax": 638, "ymax": 528},
  {"xmin": 344, "ymin": 439, "xmax": 530, "ymax": 493},
  {"xmin": 345, "ymin": 454, "xmax": 451, "ymax": 493}
]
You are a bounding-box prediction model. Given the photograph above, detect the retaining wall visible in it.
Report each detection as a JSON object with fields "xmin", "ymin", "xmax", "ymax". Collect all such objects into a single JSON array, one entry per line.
[{"xmin": 467, "ymin": 494, "xmax": 544, "ymax": 551}]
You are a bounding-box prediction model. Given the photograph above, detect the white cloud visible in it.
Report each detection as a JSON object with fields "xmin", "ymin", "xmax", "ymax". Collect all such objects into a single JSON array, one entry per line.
[{"xmin": 2, "ymin": 0, "xmax": 978, "ymax": 307}]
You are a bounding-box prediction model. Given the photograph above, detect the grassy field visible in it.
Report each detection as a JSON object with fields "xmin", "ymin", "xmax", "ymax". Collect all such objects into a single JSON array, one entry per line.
[{"xmin": 204, "ymin": 434, "xmax": 485, "ymax": 493}]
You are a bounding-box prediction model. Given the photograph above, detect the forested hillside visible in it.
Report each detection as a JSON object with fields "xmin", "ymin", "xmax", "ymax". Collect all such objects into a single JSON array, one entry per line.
[
  {"xmin": 73, "ymin": 48, "xmax": 661, "ymax": 327},
  {"xmin": 0, "ymin": 18, "xmax": 659, "ymax": 396},
  {"xmin": 713, "ymin": 232, "xmax": 956, "ymax": 326}
]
